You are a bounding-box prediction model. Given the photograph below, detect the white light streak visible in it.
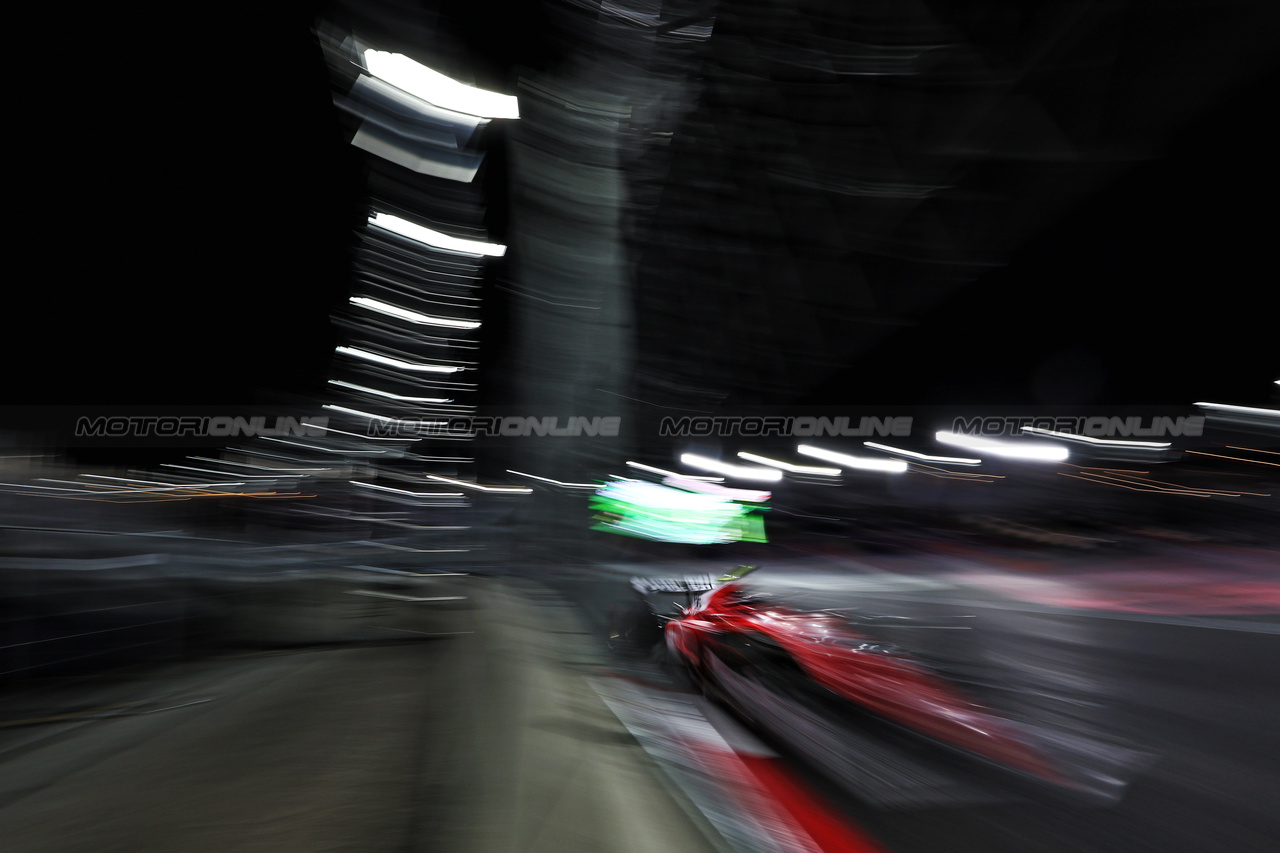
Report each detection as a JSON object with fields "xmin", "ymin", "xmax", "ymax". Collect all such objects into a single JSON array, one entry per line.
[
  {"xmin": 348, "ymin": 73, "xmax": 487, "ymax": 131},
  {"xmin": 350, "ymin": 296, "xmax": 480, "ymax": 330},
  {"xmin": 1020, "ymin": 427, "xmax": 1170, "ymax": 449},
  {"xmin": 322, "ymin": 404, "xmax": 446, "ymax": 427},
  {"xmin": 362, "ymin": 49, "xmax": 520, "ymax": 119},
  {"xmin": 188, "ymin": 457, "xmax": 329, "ymax": 473},
  {"xmin": 259, "ymin": 437, "xmax": 389, "ymax": 455},
  {"xmin": 736, "ymin": 451, "xmax": 840, "ymax": 476},
  {"xmin": 349, "ymin": 481, "xmax": 465, "ymax": 498},
  {"xmin": 336, "ymin": 346, "xmax": 465, "ymax": 373},
  {"xmin": 934, "ymin": 432, "xmax": 1069, "ymax": 462},
  {"xmin": 369, "ymin": 212, "xmax": 506, "ymax": 257},
  {"xmin": 507, "ymin": 470, "xmax": 598, "ymax": 489},
  {"xmin": 328, "ymin": 380, "xmax": 452, "ymax": 404},
  {"xmin": 81, "ymin": 475, "xmax": 183, "ymax": 486},
  {"xmin": 13, "ymin": 481, "xmax": 246, "ymax": 494},
  {"xmin": 796, "ymin": 445, "xmax": 908, "ymax": 473},
  {"xmin": 234, "ymin": 448, "xmax": 343, "ymax": 467},
  {"xmin": 679, "ymin": 453, "xmax": 784, "ymax": 482},
  {"xmin": 403, "ymin": 454, "xmax": 474, "ymax": 463},
  {"xmin": 125, "ymin": 472, "xmax": 253, "ymax": 488},
  {"xmin": 597, "ymin": 480, "xmax": 744, "ymax": 512},
  {"xmin": 1194, "ymin": 402, "xmax": 1280, "ymax": 419},
  {"xmin": 423, "ymin": 474, "xmax": 532, "ymax": 494},
  {"xmin": 863, "ymin": 442, "xmax": 982, "ymax": 465},
  {"xmin": 662, "ymin": 475, "xmax": 771, "ymax": 503},
  {"xmin": 160, "ymin": 464, "xmax": 289, "ymax": 480},
  {"xmin": 625, "ymin": 461, "xmax": 723, "ymax": 482},
  {"xmin": 308, "ymin": 424, "xmax": 414, "ymax": 443}
]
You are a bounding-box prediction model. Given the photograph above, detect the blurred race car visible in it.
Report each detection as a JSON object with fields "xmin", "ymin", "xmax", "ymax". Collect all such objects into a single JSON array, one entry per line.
[{"xmin": 610, "ymin": 567, "xmax": 1132, "ymax": 804}]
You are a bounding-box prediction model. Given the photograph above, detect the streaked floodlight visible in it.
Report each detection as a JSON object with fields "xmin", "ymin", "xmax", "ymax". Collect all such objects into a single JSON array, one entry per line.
[
  {"xmin": 423, "ymin": 474, "xmax": 532, "ymax": 494},
  {"xmin": 351, "ymin": 297, "xmax": 480, "ymax": 330},
  {"xmin": 863, "ymin": 442, "xmax": 981, "ymax": 465},
  {"xmin": 1020, "ymin": 427, "xmax": 1169, "ymax": 450},
  {"xmin": 363, "ymin": 49, "xmax": 519, "ymax": 119},
  {"xmin": 626, "ymin": 461, "xmax": 722, "ymax": 482},
  {"xmin": 796, "ymin": 445, "xmax": 908, "ymax": 472},
  {"xmin": 369, "ymin": 212, "xmax": 506, "ymax": 257},
  {"xmin": 680, "ymin": 453, "xmax": 783, "ymax": 482},
  {"xmin": 934, "ymin": 432, "xmax": 1069, "ymax": 462},
  {"xmin": 327, "ymin": 380, "xmax": 451, "ymax": 404},
  {"xmin": 336, "ymin": 346, "xmax": 464, "ymax": 374},
  {"xmin": 736, "ymin": 451, "xmax": 840, "ymax": 476},
  {"xmin": 1194, "ymin": 402, "xmax": 1280, "ymax": 419}
]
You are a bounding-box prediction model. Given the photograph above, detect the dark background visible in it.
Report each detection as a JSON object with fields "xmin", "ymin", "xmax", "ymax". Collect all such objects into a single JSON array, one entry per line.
[
  {"xmin": 809, "ymin": 62, "xmax": 1280, "ymax": 408},
  {"xmin": 9, "ymin": 6, "xmax": 1278, "ymax": 412}
]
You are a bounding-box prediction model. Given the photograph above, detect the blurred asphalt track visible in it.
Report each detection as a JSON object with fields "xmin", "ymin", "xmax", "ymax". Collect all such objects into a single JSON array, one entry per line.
[
  {"xmin": 0, "ymin": 576, "xmax": 721, "ymax": 853},
  {"xmin": 1, "ymin": 558, "xmax": 1278, "ymax": 853}
]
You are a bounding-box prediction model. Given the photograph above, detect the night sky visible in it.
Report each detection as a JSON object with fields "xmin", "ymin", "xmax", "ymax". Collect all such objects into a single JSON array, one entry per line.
[
  {"xmin": 806, "ymin": 62, "xmax": 1280, "ymax": 409},
  {"xmin": 10, "ymin": 8, "xmax": 1277, "ymax": 415}
]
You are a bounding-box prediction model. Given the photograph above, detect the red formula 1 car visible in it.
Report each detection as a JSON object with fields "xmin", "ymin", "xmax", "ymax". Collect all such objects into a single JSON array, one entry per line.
[{"xmin": 622, "ymin": 570, "xmax": 1135, "ymax": 806}]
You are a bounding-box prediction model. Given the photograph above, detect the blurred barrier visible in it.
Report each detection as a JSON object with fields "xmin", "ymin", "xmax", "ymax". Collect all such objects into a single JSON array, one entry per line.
[
  {"xmin": 1, "ymin": 553, "xmax": 207, "ymax": 686},
  {"xmin": 1, "ymin": 533, "xmax": 476, "ymax": 692}
]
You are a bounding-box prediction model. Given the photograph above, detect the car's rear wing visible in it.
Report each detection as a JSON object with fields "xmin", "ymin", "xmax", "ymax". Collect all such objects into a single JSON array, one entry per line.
[{"xmin": 629, "ymin": 565, "xmax": 761, "ymax": 611}]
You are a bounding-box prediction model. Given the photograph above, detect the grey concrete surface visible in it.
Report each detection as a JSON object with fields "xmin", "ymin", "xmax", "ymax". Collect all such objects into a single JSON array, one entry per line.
[{"xmin": 0, "ymin": 579, "xmax": 719, "ymax": 853}]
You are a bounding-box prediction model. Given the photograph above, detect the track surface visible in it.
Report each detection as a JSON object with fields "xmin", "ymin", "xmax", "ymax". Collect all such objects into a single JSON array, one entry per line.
[
  {"xmin": 547, "ymin": 557, "xmax": 1280, "ymax": 853},
  {"xmin": 2, "ymin": 558, "xmax": 1278, "ymax": 853},
  {"xmin": 0, "ymin": 580, "xmax": 719, "ymax": 853}
]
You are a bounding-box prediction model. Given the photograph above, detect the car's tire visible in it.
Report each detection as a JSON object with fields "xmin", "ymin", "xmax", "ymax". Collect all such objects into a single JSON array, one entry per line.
[{"xmin": 606, "ymin": 598, "xmax": 663, "ymax": 658}]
